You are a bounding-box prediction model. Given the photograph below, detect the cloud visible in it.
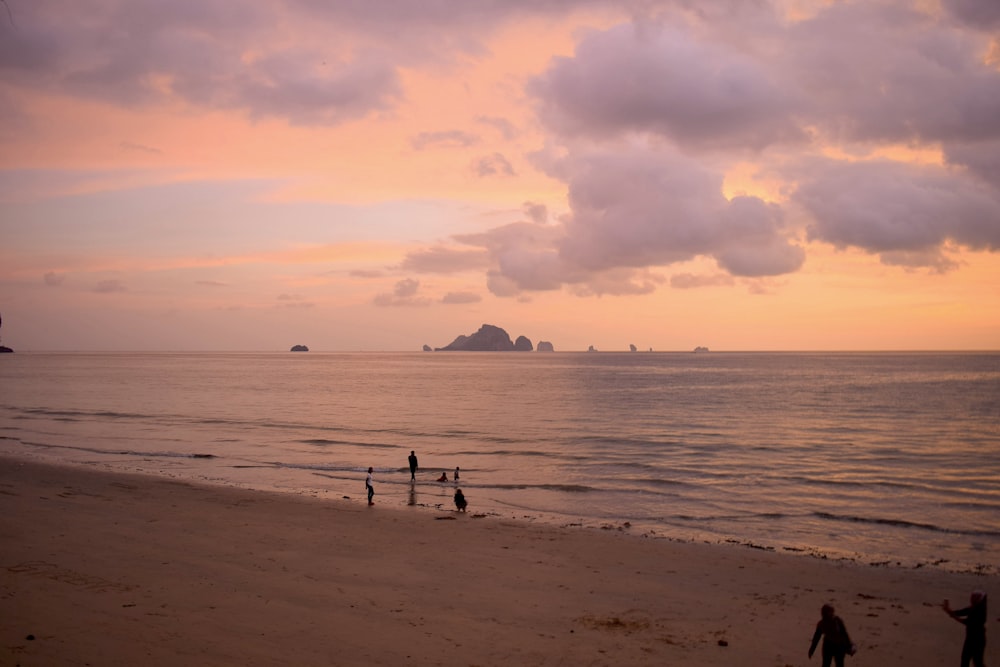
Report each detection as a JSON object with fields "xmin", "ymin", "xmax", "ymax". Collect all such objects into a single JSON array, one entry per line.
[
  {"xmin": 514, "ymin": 4, "xmax": 1000, "ymax": 282},
  {"xmin": 941, "ymin": 0, "xmax": 1000, "ymax": 29},
  {"xmin": 436, "ymin": 141, "xmax": 805, "ymax": 298},
  {"xmin": 477, "ymin": 115, "xmax": 518, "ymax": 140},
  {"xmin": 43, "ymin": 271, "xmax": 66, "ymax": 286},
  {"xmin": 441, "ymin": 291, "xmax": 481, "ymax": 304},
  {"xmin": 553, "ymin": 145, "xmax": 803, "ymax": 276},
  {"xmin": 783, "ymin": 2, "xmax": 1000, "ymax": 147},
  {"xmin": 93, "ymin": 279, "xmax": 126, "ymax": 293},
  {"xmin": 349, "ymin": 269, "xmax": 384, "ymax": 278},
  {"xmin": 522, "ymin": 202, "xmax": 548, "ymax": 224},
  {"xmin": 456, "ymin": 221, "xmax": 578, "ymax": 292},
  {"xmin": 670, "ymin": 273, "xmax": 736, "ymax": 289},
  {"xmin": 411, "ymin": 130, "xmax": 479, "ymax": 150},
  {"xmin": 529, "ymin": 21, "xmax": 805, "ymax": 151},
  {"xmin": 793, "ymin": 158, "xmax": 1000, "ymax": 264},
  {"xmin": 945, "ymin": 139, "xmax": 1000, "ymax": 189},
  {"xmin": 120, "ymin": 141, "xmax": 162, "ymax": 155},
  {"xmin": 399, "ymin": 247, "xmax": 489, "ymax": 273},
  {"xmin": 473, "ymin": 153, "xmax": 515, "ymax": 177},
  {"xmin": 373, "ymin": 278, "xmax": 431, "ymax": 306},
  {"xmin": 0, "ymin": 2, "xmax": 402, "ymax": 126}
]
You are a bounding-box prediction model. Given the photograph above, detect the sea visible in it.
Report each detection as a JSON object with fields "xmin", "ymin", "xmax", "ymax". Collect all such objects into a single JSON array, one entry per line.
[{"xmin": 1, "ymin": 351, "xmax": 998, "ymax": 573}]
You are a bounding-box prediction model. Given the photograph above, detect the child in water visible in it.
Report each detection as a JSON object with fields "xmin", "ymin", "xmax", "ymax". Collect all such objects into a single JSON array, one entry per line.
[{"xmin": 808, "ymin": 603, "xmax": 855, "ymax": 667}]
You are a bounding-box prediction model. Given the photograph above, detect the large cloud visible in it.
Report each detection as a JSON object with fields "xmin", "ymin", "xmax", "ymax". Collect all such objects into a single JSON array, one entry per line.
[
  {"xmin": 519, "ymin": 0, "xmax": 1000, "ymax": 280},
  {"xmin": 425, "ymin": 144, "xmax": 804, "ymax": 297},
  {"xmin": 785, "ymin": 2, "xmax": 1000, "ymax": 147},
  {"xmin": 529, "ymin": 22, "xmax": 805, "ymax": 152},
  {"xmin": 0, "ymin": 0, "xmax": 666, "ymax": 126},
  {"xmin": 794, "ymin": 159, "xmax": 1000, "ymax": 258},
  {"xmin": 554, "ymin": 146, "xmax": 803, "ymax": 276},
  {"xmin": 0, "ymin": 1, "xmax": 397, "ymax": 124},
  {"xmin": 941, "ymin": 0, "xmax": 1000, "ymax": 29}
]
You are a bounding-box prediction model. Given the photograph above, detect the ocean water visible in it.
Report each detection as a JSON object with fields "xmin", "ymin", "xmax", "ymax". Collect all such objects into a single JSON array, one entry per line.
[{"xmin": 1, "ymin": 351, "xmax": 998, "ymax": 572}]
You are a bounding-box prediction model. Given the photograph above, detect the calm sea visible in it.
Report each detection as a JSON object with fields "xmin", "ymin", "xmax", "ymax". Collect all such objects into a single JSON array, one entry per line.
[{"xmin": 1, "ymin": 351, "xmax": 998, "ymax": 572}]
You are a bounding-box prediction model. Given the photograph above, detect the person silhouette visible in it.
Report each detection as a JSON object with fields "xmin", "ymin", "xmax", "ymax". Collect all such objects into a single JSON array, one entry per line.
[
  {"xmin": 408, "ymin": 451, "xmax": 418, "ymax": 481},
  {"xmin": 454, "ymin": 488, "xmax": 467, "ymax": 512},
  {"xmin": 365, "ymin": 467, "xmax": 374, "ymax": 505},
  {"xmin": 453, "ymin": 466, "xmax": 460, "ymax": 482},
  {"xmin": 943, "ymin": 590, "xmax": 987, "ymax": 667},
  {"xmin": 808, "ymin": 603, "xmax": 855, "ymax": 667}
]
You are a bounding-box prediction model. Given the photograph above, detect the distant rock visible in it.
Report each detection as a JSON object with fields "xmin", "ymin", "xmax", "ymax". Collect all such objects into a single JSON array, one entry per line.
[
  {"xmin": 290, "ymin": 344, "xmax": 309, "ymax": 352},
  {"xmin": 436, "ymin": 324, "xmax": 528, "ymax": 351},
  {"xmin": 629, "ymin": 344, "xmax": 637, "ymax": 352},
  {"xmin": 0, "ymin": 346, "xmax": 12, "ymax": 354},
  {"xmin": 588, "ymin": 345, "xmax": 597, "ymax": 352},
  {"xmin": 422, "ymin": 344, "xmax": 432, "ymax": 352},
  {"xmin": 693, "ymin": 346, "xmax": 710, "ymax": 353},
  {"xmin": 514, "ymin": 335, "xmax": 533, "ymax": 352},
  {"xmin": 537, "ymin": 341, "xmax": 554, "ymax": 352}
]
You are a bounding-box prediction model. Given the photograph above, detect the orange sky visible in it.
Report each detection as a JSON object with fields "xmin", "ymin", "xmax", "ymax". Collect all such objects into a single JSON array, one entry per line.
[{"xmin": 1, "ymin": 0, "xmax": 998, "ymax": 351}]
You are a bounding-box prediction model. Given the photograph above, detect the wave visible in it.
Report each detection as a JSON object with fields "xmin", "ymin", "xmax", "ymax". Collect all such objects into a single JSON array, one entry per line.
[
  {"xmin": 485, "ymin": 483, "xmax": 594, "ymax": 493},
  {"xmin": 813, "ymin": 511, "xmax": 1000, "ymax": 538},
  {"xmin": 20, "ymin": 440, "xmax": 218, "ymax": 459}
]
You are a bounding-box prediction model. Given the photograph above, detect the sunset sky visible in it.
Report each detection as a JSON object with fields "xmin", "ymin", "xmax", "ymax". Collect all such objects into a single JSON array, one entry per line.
[{"xmin": 1, "ymin": 0, "xmax": 999, "ymax": 351}]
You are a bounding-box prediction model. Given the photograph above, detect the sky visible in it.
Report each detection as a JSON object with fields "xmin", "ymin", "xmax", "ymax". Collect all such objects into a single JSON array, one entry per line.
[{"xmin": 1, "ymin": 0, "xmax": 999, "ymax": 352}]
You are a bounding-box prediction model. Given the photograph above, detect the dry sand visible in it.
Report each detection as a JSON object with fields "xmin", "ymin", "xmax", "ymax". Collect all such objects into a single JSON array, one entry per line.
[{"xmin": 1, "ymin": 456, "xmax": 995, "ymax": 666}]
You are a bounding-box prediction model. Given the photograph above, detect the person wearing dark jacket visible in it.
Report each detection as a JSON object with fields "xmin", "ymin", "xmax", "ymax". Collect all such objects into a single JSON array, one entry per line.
[
  {"xmin": 809, "ymin": 603, "xmax": 855, "ymax": 667},
  {"xmin": 943, "ymin": 590, "xmax": 988, "ymax": 667}
]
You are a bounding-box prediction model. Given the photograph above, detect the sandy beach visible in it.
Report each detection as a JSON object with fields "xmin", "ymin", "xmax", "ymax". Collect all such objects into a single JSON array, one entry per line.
[{"xmin": 1, "ymin": 456, "xmax": 995, "ymax": 666}]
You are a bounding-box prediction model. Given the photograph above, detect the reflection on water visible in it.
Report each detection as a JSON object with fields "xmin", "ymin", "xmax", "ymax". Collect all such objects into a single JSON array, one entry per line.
[{"xmin": 1, "ymin": 351, "xmax": 998, "ymax": 571}]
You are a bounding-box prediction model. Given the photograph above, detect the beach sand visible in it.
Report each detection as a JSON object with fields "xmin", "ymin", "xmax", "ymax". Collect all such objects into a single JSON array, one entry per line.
[{"xmin": 1, "ymin": 456, "xmax": 995, "ymax": 666}]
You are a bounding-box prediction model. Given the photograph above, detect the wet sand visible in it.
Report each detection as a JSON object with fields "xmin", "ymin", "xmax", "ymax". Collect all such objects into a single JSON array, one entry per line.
[{"xmin": 1, "ymin": 456, "xmax": 995, "ymax": 666}]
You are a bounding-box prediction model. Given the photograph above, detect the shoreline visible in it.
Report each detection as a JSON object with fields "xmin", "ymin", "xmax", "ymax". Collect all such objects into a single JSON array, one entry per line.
[
  {"xmin": 2, "ymin": 455, "xmax": 996, "ymax": 665},
  {"xmin": 6, "ymin": 449, "xmax": 994, "ymax": 577}
]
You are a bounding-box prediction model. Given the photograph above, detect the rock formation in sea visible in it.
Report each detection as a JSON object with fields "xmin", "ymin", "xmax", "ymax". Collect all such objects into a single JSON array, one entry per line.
[
  {"xmin": 422, "ymin": 344, "xmax": 432, "ymax": 352},
  {"xmin": 629, "ymin": 344, "xmax": 637, "ymax": 352},
  {"xmin": 693, "ymin": 346, "xmax": 710, "ymax": 353},
  {"xmin": 0, "ymin": 311, "xmax": 10, "ymax": 353},
  {"xmin": 436, "ymin": 324, "xmax": 535, "ymax": 351},
  {"xmin": 290, "ymin": 344, "xmax": 309, "ymax": 352},
  {"xmin": 588, "ymin": 345, "xmax": 597, "ymax": 352},
  {"xmin": 513, "ymin": 335, "xmax": 533, "ymax": 352},
  {"xmin": 536, "ymin": 341, "xmax": 554, "ymax": 352}
]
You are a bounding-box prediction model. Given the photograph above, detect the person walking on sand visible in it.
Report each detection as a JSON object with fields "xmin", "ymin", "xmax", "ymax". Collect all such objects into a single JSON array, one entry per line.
[
  {"xmin": 365, "ymin": 467, "xmax": 375, "ymax": 505},
  {"xmin": 808, "ymin": 603, "xmax": 856, "ymax": 667},
  {"xmin": 454, "ymin": 488, "xmax": 467, "ymax": 512},
  {"xmin": 408, "ymin": 450, "xmax": 418, "ymax": 481},
  {"xmin": 943, "ymin": 590, "xmax": 988, "ymax": 667}
]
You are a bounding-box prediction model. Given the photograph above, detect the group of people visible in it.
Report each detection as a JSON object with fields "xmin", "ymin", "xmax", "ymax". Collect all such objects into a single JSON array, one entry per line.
[
  {"xmin": 364, "ymin": 450, "xmax": 467, "ymax": 512},
  {"xmin": 808, "ymin": 591, "xmax": 988, "ymax": 667}
]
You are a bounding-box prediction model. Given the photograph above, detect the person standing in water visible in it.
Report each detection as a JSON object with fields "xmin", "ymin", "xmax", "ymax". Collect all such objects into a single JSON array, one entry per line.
[
  {"xmin": 808, "ymin": 603, "xmax": 855, "ymax": 667},
  {"xmin": 365, "ymin": 467, "xmax": 374, "ymax": 505},
  {"xmin": 943, "ymin": 590, "xmax": 988, "ymax": 667},
  {"xmin": 408, "ymin": 451, "xmax": 418, "ymax": 481}
]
